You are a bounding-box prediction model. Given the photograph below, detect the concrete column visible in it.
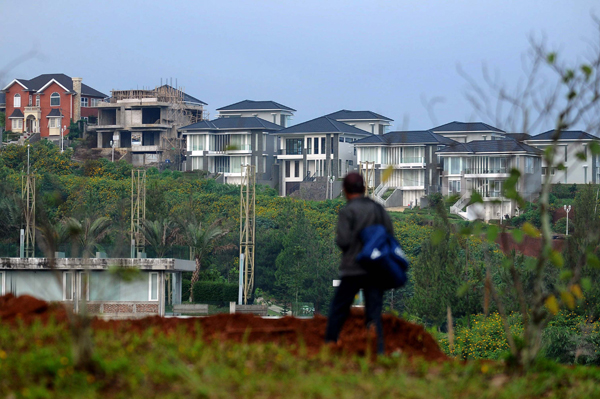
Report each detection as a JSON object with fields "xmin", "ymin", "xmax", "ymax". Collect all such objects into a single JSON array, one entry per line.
[
  {"xmin": 325, "ymin": 134, "xmax": 331, "ymax": 176},
  {"xmin": 332, "ymin": 133, "xmax": 339, "ymax": 178},
  {"xmin": 72, "ymin": 77, "xmax": 82, "ymax": 122}
]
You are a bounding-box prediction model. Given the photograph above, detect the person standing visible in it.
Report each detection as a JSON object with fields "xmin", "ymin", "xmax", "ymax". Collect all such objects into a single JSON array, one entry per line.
[{"xmin": 325, "ymin": 172, "xmax": 394, "ymax": 354}]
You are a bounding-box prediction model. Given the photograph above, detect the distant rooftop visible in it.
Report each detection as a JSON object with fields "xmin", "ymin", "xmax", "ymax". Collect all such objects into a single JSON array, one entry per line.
[
  {"xmin": 217, "ymin": 100, "xmax": 295, "ymax": 112},
  {"xmin": 527, "ymin": 130, "xmax": 598, "ymax": 141},
  {"xmin": 354, "ymin": 130, "xmax": 456, "ymax": 145},
  {"xmin": 437, "ymin": 139, "xmax": 542, "ymax": 155},
  {"xmin": 326, "ymin": 109, "xmax": 393, "ymax": 122},
  {"xmin": 432, "ymin": 121, "xmax": 505, "ymax": 133},
  {"xmin": 3, "ymin": 73, "xmax": 107, "ymax": 98},
  {"xmin": 277, "ymin": 116, "xmax": 372, "ymax": 136},
  {"xmin": 180, "ymin": 116, "xmax": 283, "ymax": 131}
]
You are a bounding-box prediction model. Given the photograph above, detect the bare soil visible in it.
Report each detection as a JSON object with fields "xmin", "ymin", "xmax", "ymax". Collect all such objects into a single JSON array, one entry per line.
[{"xmin": 0, "ymin": 294, "xmax": 447, "ymax": 362}]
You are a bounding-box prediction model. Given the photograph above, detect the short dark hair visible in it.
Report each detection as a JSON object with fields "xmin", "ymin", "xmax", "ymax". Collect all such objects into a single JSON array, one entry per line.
[{"xmin": 343, "ymin": 172, "xmax": 365, "ymax": 194}]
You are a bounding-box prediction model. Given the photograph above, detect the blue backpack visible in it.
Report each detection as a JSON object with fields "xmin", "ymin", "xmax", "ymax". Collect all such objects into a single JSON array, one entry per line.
[{"xmin": 356, "ymin": 223, "xmax": 409, "ymax": 289}]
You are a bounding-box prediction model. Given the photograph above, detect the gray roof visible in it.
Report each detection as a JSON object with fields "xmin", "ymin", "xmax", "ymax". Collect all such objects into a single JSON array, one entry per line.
[
  {"xmin": 277, "ymin": 116, "xmax": 372, "ymax": 136},
  {"xmin": 528, "ymin": 130, "xmax": 599, "ymax": 141},
  {"xmin": 432, "ymin": 121, "xmax": 505, "ymax": 133},
  {"xmin": 217, "ymin": 100, "xmax": 296, "ymax": 112},
  {"xmin": 47, "ymin": 109, "xmax": 63, "ymax": 117},
  {"xmin": 503, "ymin": 133, "xmax": 530, "ymax": 142},
  {"xmin": 12, "ymin": 74, "xmax": 107, "ymax": 98},
  {"xmin": 326, "ymin": 109, "xmax": 393, "ymax": 122},
  {"xmin": 157, "ymin": 85, "xmax": 206, "ymax": 105},
  {"xmin": 437, "ymin": 139, "xmax": 543, "ymax": 155},
  {"xmin": 354, "ymin": 130, "xmax": 456, "ymax": 145},
  {"xmin": 9, "ymin": 109, "xmax": 24, "ymax": 118},
  {"xmin": 180, "ymin": 116, "xmax": 283, "ymax": 131}
]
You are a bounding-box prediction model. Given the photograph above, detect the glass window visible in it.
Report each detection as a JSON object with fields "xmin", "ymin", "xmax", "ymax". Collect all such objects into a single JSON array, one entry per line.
[
  {"xmin": 79, "ymin": 272, "xmax": 90, "ymax": 301},
  {"xmin": 14, "ymin": 93, "xmax": 21, "ymax": 108},
  {"xmin": 306, "ymin": 137, "xmax": 312, "ymax": 154},
  {"xmin": 294, "ymin": 160, "xmax": 300, "ymax": 178},
  {"xmin": 28, "ymin": 95, "xmax": 32, "ymax": 106},
  {"xmin": 331, "ymin": 137, "xmax": 334, "ymax": 154},
  {"xmin": 50, "ymin": 92, "xmax": 60, "ymax": 106},
  {"xmin": 81, "ymin": 97, "xmax": 88, "ymax": 107},
  {"xmin": 285, "ymin": 161, "xmax": 290, "ymax": 178},
  {"xmin": 525, "ymin": 157, "xmax": 533, "ymax": 174},
  {"xmin": 263, "ymin": 156, "xmax": 266, "ymax": 173},
  {"xmin": 149, "ymin": 273, "xmax": 158, "ymax": 301},
  {"xmin": 91, "ymin": 98, "xmax": 100, "ymax": 106},
  {"xmin": 542, "ymin": 167, "xmax": 547, "ymax": 175},
  {"xmin": 314, "ymin": 138, "xmax": 319, "ymax": 154},
  {"xmin": 450, "ymin": 158, "xmax": 461, "ymax": 174},
  {"xmin": 321, "ymin": 137, "xmax": 326, "ymax": 154},
  {"xmin": 35, "ymin": 95, "xmax": 40, "ymax": 107},
  {"xmin": 63, "ymin": 272, "xmax": 74, "ymax": 300},
  {"xmin": 262, "ymin": 133, "xmax": 267, "ymax": 152},
  {"xmin": 285, "ymin": 139, "xmax": 303, "ymax": 155},
  {"xmin": 12, "ymin": 119, "xmax": 23, "ymax": 129}
]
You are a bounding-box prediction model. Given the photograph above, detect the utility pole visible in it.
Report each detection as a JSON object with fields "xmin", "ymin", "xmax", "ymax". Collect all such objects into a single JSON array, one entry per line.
[
  {"xmin": 564, "ymin": 204, "xmax": 572, "ymax": 235},
  {"xmin": 131, "ymin": 169, "xmax": 146, "ymax": 258},
  {"xmin": 239, "ymin": 164, "xmax": 256, "ymax": 305}
]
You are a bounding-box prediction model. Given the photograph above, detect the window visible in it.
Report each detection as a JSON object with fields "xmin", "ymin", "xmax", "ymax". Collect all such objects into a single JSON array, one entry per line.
[
  {"xmin": 321, "ymin": 137, "xmax": 326, "ymax": 154},
  {"xmin": 449, "ymin": 180, "xmax": 461, "ymax": 193},
  {"xmin": 370, "ymin": 124, "xmax": 375, "ymax": 134},
  {"xmin": 294, "ymin": 160, "xmax": 300, "ymax": 178},
  {"xmin": 149, "ymin": 273, "xmax": 159, "ymax": 301},
  {"xmin": 306, "ymin": 137, "xmax": 312, "ymax": 154},
  {"xmin": 525, "ymin": 157, "xmax": 533, "ymax": 174},
  {"xmin": 361, "ymin": 148, "xmax": 377, "ymax": 162},
  {"xmin": 449, "ymin": 158, "xmax": 461, "ymax": 175},
  {"xmin": 63, "ymin": 272, "xmax": 74, "ymax": 301},
  {"xmin": 11, "ymin": 119, "xmax": 23, "ymax": 130},
  {"xmin": 189, "ymin": 135, "xmax": 204, "ymax": 151},
  {"xmin": 542, "ymin": 167, "xmax": 547, "ymax": 175},
  {"xmin": 272, "ymin": 114, "xmax": 277, "ymax": 124},
  {"xmin": 14, "ymin": 93, "xmax": 21, "ymax": 107},
  {"xmin": 49, "ymin": 118, "xmax": 60, "ymax": 128},
  {"xmin": 28, "ymin": 95, "xmax": 32, "ymax": 106},
  {"xmin": 79, "ymin": 272, "xmax": 90, "ymax": 301},
  {"xmin": 314, "ymin": 138, "xmax": 319, "ymax": 154},
  {"xmin": 0, "ymin": 271, "xmax": 4, "ymax": 295},
  {"xmin": 262, "ymin": 133, "xmax": 266, "ymax": 152},
  {"xmin": 35, "ymin": 95, "xmax": 40, "ymax": 107},
  {"xmin": 50, "ymin": 92, "xmax": 60, "ymax": 106},
  {"xmin": 285, "ymin": 138, "xmax": 303, "ymax": 155},
  {"xmin": 91, "ymin": 98, "xmax": 100, "ymax": 106},
  {"xmin": 584, "ymin": 166, "xmax": 588, "ymax": 184},
  {"xmin": 331, "ymin": 137, "xmax": 334, "ymax": 154},
  {"xmin": 285, "ymin": 161, "xmax": 290, "ymax": 178},
  {"xmin": 551, "ymin": 168, "xmax": 556, "ymax": 176},
  {"xmin": 263, "ymin": 156, "xmax": 267, "ymax": 173},
  {"xmin": 81, "ymin": 97, "xmax": 88, "ymax": 107},
  {"xmin": 564, "ymin": 146, "xmax": 568, "ymax": 163}
]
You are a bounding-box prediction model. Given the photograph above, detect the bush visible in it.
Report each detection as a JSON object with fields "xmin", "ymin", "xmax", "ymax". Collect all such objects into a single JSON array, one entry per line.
[
  {"xmin": 192, "ymin": 281, "xmax": 238, "ymax": 304},
  {"xmin": 553, "ymin": 217, "xmax": 574, "ymax": 234}
]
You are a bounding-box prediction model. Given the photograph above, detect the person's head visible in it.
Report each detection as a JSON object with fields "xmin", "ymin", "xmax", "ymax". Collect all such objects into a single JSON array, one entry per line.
[{"xmin": 342, "ymin": 172, "xmax": 365, "ymax": 200}]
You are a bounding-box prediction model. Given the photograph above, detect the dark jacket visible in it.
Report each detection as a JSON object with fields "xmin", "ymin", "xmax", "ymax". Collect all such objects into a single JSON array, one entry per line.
[{"xmin": 336, "ymin": 196, "xmax": 394, "ymax": 277}]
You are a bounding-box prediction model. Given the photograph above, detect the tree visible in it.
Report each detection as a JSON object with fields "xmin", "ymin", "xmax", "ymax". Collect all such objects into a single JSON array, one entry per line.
[
  {"xmin": 0, "ymin": 111, "xmax": 5, "ymax": 128},
  {"xmin": 181, "ymin": 218, "xmax": 231, "ymax": 302},
  {"xmin": 410, "ymin": 218, "xmax": 463, "ymax": 326},
  {"xmin": 64, "ymin": 216, "xmax": 112, "ymax": 258},
  {"xmin": 139, "ymin": 218, "xmax": 177, "ymax": 259}
]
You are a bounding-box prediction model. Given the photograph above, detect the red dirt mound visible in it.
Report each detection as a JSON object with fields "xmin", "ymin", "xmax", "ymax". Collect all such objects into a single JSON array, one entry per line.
[{"xmin": 0, "ymin": 295, "xmax": 447, "ymax": 362}]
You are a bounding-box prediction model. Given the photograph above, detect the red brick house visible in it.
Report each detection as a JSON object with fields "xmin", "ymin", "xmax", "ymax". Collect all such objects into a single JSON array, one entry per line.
[{"xmin": 1, "ymin": 74, "xmax": 107, "ymax": 138}]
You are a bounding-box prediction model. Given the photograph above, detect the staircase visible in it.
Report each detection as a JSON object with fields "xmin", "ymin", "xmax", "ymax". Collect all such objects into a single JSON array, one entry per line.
[
  {"xmin": 372, "ymin": 182, "xmax": 387, "ymax": 206},
  {"xmin": 450, "ymin": 191, "xmax": 471, "ymax": 220}
]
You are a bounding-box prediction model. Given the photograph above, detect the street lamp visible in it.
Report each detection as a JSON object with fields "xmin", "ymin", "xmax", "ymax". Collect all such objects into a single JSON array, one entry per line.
[
  {"xmin": 564, "ymin": 205, "xmax": 572, "ymax": 235},
  {"xmin": 61, "ymin": 125, "xmax": 66, "ymax": 153},
  {"xmin": 110, "ymin": 140, "xmax": 115, "ymax": 162}
]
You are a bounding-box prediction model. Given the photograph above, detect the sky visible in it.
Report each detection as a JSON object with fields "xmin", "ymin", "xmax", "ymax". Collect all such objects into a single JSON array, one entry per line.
[{"xmin": 1, "ymin": 0, "xmax": 598, "ymax": 132}]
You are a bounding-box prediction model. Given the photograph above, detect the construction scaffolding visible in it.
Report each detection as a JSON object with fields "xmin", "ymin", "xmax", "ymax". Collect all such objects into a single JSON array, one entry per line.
[
  {"xmin": 21, "ymin": 172, "xmax": 35, "ymax": 258},
  {"xmin": 239, "ymin": 165, "xmax": 256, "ymax": 305},
  {"xmin": 131, "ymin": 170, "xmax": 147, "ymax": 258}
]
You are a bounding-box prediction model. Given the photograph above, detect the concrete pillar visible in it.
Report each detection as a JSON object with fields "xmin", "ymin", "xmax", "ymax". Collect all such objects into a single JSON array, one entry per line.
[{"xmin": 72, "ymin": 77, "xmax": 82, "ymax": 122}]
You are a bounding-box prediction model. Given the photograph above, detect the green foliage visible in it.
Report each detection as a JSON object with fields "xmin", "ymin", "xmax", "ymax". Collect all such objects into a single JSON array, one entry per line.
[
  {"xmin": 553, "ymin": 217, "xmax": 573, "ymax": 234},
  {"xmin": 0, "ymin": 111, "xmax": 5, "ymax": 127},
  {"xmin": 192, "ymin": 281, "xmax": 238, "ymax": 303}
]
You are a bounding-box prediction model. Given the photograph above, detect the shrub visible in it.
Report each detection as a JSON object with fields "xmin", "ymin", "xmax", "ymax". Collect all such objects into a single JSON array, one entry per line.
[
  {"xmin": 192, "ymin": 281, "xmax": 238, "ymax": 304},
  {"xmin": 553, "ymin": 217, "xmax": 574, "ymax": 234}
]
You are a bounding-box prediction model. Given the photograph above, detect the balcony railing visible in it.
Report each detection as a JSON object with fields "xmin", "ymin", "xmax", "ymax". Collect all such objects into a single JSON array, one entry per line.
[
  {"xmin": 464, "ymin": 168, "xmax": 508, "ymax": 174},
  {"xmin": 279, "ymin": 149, "xmax": 304, "ymax": 155}
]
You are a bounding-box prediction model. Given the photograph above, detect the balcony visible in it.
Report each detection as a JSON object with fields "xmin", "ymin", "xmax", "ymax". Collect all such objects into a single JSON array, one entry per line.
[
  {"xmin": 464, "ymin": 167, "xmax": 509, "ymax": 178},
  {"xmin": 277, "ymin": 148, "xmax": 304, "ymax": 159}
]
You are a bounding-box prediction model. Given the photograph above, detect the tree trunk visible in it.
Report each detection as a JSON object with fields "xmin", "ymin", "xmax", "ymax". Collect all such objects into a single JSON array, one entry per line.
[{"xmin": 189, "ymin": 256, "xmax": 201, "ymax": 302}]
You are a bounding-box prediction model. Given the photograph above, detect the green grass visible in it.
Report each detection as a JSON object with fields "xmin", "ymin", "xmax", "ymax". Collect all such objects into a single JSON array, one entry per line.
[{"xmin": 2, "ymin": 318, "xmax": 600, "ymax": 398}]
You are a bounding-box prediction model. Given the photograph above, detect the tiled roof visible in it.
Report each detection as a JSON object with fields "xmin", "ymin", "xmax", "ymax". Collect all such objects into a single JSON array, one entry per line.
[
  {"xmin": 11, "ymin": 74, "xmax": 107, "ymax": 98},
  {"xmin": 217, "ymin": 100, "xmax": 295, "ymax": 112},
  {"xmin": 437, "ymin": 139, "xmax": 542, "ymax": 154},
  {"xmin": 527, "ymin": 130, "xmax": 599, "ymax": 141},
  {"xmin": 47, "ymin": 109, "xmax": 63, "ymax": 117},
  {"xmin": 157, "ymin": 85, "xmax": 206, "ymax": 105},
  {"xmin": 9, "ymin": 109, "xmax": 24, "ymax": 118},
  {"xmin": 326, "ymin": 109, "xmax": 393, "ymax": 122},
  {"xmin": 431, "ymin": 121, "xmax": 505, "ymax": 133},
  {"xmin": 180, "ymin": 116, "xmax": 283, "ymax": 131},
  {"xmin": 354, "ymin": 130, "xmax": 456, "ymax": 145},
  {"xmin": 276, "ymin": 116, "xmax": 372, "ymax": 136},
  {"xmin": 503, "ymin": 133, "xmax": 530, "ymax": 142}
]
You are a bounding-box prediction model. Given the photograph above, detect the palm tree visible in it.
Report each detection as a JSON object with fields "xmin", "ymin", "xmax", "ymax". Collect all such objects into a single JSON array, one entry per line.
[
  {"xmin": 64, "ymin": 216, "xmax": 112, "ymax": 258},
  {"xmin": 139, "ymin": 218, "xmax": 178, "ymax": 304},
  {"xmin": 139, "ymin": 218, "xmax": 178, "ymax": 259},
  {"xmin": 181, "ymin": 218, "xmax": 231, "ymax": 302}
]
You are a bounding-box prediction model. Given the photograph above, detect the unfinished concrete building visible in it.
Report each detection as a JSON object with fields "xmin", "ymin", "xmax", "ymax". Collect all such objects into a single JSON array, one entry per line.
[{"xmin": 89, "ymin": 85, "xmax": 206, "ymax": 167}]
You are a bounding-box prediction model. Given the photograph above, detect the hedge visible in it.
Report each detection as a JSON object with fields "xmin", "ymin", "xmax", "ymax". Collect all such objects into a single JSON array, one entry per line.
[{"xmin": 192, "ymin": 281, "xmax": 238, "ymax": 304}]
